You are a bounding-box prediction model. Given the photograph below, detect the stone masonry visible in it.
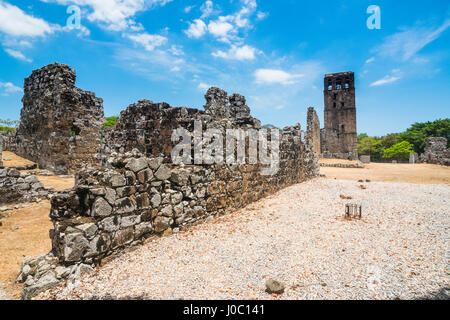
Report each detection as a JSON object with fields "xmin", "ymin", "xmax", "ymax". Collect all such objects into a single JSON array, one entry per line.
[
  {"xmin": 0, "ymin": 167, "xmax": 54, "ymax": 205},
  {"xmin": 103, "ymin": 87, "xmax": 261, "ymax": 159},
  {"xmin": 12, "ymin": 63, "xmax": 104, "ymax": 174},
  {"xmin": 307, "ymin": 107, "xmax": 320, "ymax": 155},
  {"xmin": 321, "ymin": 72, "xmax": 358, "ymax": 160},
  {"xmin": 420, "ymin": 137, "xmax": 450, "ymax": 166}
]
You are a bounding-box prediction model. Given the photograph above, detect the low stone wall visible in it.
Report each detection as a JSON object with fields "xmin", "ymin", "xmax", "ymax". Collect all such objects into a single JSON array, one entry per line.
[
  {"xmin": 0, "ymin": 168, "xmax": 54, "ymax": 205},
  {"xmin": 319, "ymin": 162, "xmax": 364, "ymax": 169},
  {"xmin": 420, "ymin": 137, "xmax": 449, "ymax": 166}
]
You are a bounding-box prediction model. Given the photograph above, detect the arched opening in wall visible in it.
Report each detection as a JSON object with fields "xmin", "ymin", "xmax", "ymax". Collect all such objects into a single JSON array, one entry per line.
[
  {"xmin": 341, "ymin": 125, "xmax": 345, "ymax": 133},
  {"xmin": 333, "ymin": 102, "xmax": 336, "ymax": 109}
]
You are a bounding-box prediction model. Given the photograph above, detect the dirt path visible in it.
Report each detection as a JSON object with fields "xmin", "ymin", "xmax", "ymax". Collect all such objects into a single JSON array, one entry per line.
[
  {"xmin": 321, "ymin": 162, "xmax": 450, "ymax": 184},
  {"xmin": 0, "ymin": 201, "xmax": 53, "ymax": 299},
  {"xmin": 1, "ymin": 151, "xmax": 35, "ymax": 168}
]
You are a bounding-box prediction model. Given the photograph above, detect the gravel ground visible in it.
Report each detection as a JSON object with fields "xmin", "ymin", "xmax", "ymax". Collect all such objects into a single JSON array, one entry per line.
[{"xmin": 38, "ymin": 178, "xmax": 449, "ymax": 300}]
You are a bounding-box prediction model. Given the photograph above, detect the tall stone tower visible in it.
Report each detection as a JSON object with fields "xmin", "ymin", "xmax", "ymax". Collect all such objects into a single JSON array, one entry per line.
[{"xmin": 320, "ymin": 71, "xmax": 358, "ymax": 160}]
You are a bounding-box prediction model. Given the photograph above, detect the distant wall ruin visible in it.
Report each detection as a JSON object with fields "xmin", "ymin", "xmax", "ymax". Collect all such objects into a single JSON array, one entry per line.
[
  {"xmin": 321, "ymin": 72, "xmax": 358, "ymax": 160},
  {"xmin": 420, "ymin": 137, "xmax": 449, "ymax": 166},
  {"xmin": 11, "ymin": 63, "xmax": 104, "ymax": 174},
  {"xmin": 307, "ymin": 107, "xmax": 321, "ymax": 154}
]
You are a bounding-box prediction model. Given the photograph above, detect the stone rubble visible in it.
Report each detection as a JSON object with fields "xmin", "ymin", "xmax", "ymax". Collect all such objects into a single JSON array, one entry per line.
[{"xmin": 0, "ymin": 168, "xmax": 55, "ymax": 205}]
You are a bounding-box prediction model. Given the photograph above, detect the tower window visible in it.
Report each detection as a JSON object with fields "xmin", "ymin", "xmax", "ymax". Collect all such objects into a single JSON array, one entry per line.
[
  {"xmin": 328, "ymin": 85, "xmax": 332, "ymax": 90},
  {"xmin": 333, "ymin": 93, "xmax": 337, "ymax": 100},
  {"xmin": 341, "ymin": 125, "xmax": 345, "ymax": 133},
  {"xmin": 336, "ymin": 82, "xmax": 342, "ymax": 90},
  {"xmin": 341, "ymin": 102, "xmax": 344, "ymax": 107},
  {"xmin": 345, "ymin": 83, "xmax": 349, "ymax": 89},
  {"xmin": 333, "ymin": 102, "xmax": 336, "ymax": 108}
]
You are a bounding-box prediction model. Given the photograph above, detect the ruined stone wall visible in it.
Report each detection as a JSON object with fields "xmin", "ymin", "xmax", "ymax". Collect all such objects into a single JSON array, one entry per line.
[
  {"xmin": 46, "ymin": 94, "xmax": 319, "ymax": 266},
  {"xmin": 307, "ymin": 107, "xmax": 320, "ymax": 154},
  {"xmin": 14, "ymin": 63, "xmax": 104, "ymax": 174},
  {"xmin": 420, "ymin": 137, "xmax": 450, "ymax": 166},
  {"xmin": 103, "ymin": 88, "xmax": 260, "ymax": 159},
  {"xmin": 0, "ymin": 168, "xmax": 53, "ymax": 204},
  {"xmin": 49, "ymin": 131, "xmax": 318, "ymax": 266},
  {"xmin": 321, "ymin": 72, "xmax": 358, "ymax": 160}
]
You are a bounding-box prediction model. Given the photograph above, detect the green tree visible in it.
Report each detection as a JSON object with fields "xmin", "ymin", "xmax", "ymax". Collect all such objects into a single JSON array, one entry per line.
[
  {"xmin": 102, "ymin": 116, "xmax": 119, "ymax": 129},
  {"xmin": 0, "ymin": 118, "xmax": 19, "ymax": 132},
  {"xmin": 358, "ymin": 136, "xmax": 382, "ymax": 161},
  {"xmin": 399, "ymin": 119, "xmax": 450, "ymax": 153},
  {"xmin": 380, "ymin": 133, "xmax": 400, "ymax": 149},
  {"xmin": 382, "ymin": 141, "xmax": 414, "ymax": 161}
]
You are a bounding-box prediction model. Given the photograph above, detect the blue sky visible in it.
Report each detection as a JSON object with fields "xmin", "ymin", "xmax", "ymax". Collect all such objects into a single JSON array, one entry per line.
[{"xmin": 0, "ymin": 0, "xmax": 449, "ymax": 136}]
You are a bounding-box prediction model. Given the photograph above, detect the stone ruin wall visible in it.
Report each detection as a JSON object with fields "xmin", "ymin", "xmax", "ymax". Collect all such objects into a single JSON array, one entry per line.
[
  {"xmin": 307, "ymin": 107, "xmax": 321, "ymax": 155},
  {"xmin": 11, "ymin": 63, "xmax": 104, "ymax": 174},
  {"xmin": 102, "ymin": 87, "xmax": 261, "ymax": 159},
  {"xmin": 420, "ymin": 137, "xmax": 450, "ymax": 166},
  {"xmin": 48, "ymin": 89, "xmax": 320, "ymax": 267}
]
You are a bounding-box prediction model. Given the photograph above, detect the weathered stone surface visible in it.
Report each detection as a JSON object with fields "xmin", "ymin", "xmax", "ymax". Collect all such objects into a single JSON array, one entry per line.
[
  {"xmin": 125, "ymin": 157, "xmax": 148, "ymax": 172},
  {"xmin": 91, "ymin": 197, "xmax": 112, "ymax": 217},
  {"xmin": 154, "ymin": 216, "xmax": 171, "ymax": 233},
  {"xmin": 154, "ymin": 165, "xmax": 171, "ymax": 181},
  {"xmin": 64, "ymin": 233, "xmax": 89, "ymax": 262},
  {"xmin": 265, "ymin": 279, "xmax": 285, "ymax": 294}
]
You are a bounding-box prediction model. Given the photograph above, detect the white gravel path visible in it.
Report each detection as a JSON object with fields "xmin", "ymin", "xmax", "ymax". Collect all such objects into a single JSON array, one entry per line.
[{"xmin": 39, "ymin": 178, "xmax": 449, "ymax": 300}]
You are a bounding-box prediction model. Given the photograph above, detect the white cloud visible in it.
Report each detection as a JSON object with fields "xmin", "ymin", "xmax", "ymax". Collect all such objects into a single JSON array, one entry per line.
[
  {"xmin": 184, "ymin": 19, "xmax": 207, "ymax": 38},
  {"xmin": 169, "ymin": 44, "xmax": 184, "ymax": 56},
  {"xmin": 256, "ymin": 11, "xmax": 268, "ymax": 20},
  {"xmin": 198, "ymin": 82, "xmax": 213, "ymax": 90},
  {"xmin": 212, "ymin": 44, "xmax": 258, "ymax": 60},
  {"xmin": 208, "ymin": 19, "xmax": 234, "ymax": 38},
  {"xmin": 375, "ymin": 19, "xmax": 450, "ymax": 61},
  {"xmin": 185, "ymin": 0, "xmax": 258, "ymax": 43},
  {"xmin": 370, "ymin": 75, "xmax": 401, "ymax": 87},
  {"xmin": 200, "ymin": 0, "xmax": 213, "ymax": 19},
  {"xmin": 41, "ymin": 0, "xmax": 173, "ymax": 31},
  {"xmin": 127, "ymin": 32, "xmax": 167, "ymax": 51},
  {"xmin": 254, "ymin": 69, "xmax": 304, "ymax": 85},
  {"xmin": 0, "ymin": 1, "xmax": 53, "ymax": 37},
  {"xmin": 184, "ymin": 5, "xmax": 195, "ymax": 13},
  {"xmin": 365, "ymin": 57, "xmax": 375, "ymax": 64},
  {"xmin": 0, "ymin": 81, "xmax": 23, "ymax": 95},
  {"xmin": 4, "ymin": 48, "xmax": 32, "ymax": 62}
]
